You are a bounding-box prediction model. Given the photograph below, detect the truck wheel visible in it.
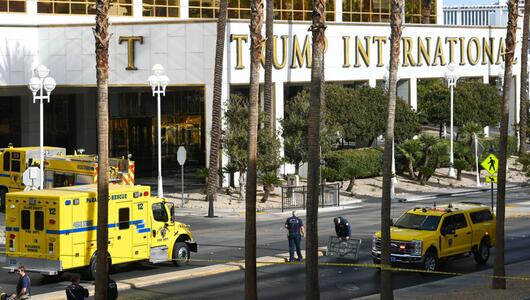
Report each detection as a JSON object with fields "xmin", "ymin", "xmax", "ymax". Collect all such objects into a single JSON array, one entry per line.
[
  {"xmin": 86, "ymin": 255, "xmax": 111, "ymax": 280},
  {"xmin": 473, "ymin": 240, "xmax": 490, "ymax": 265},
  {"xmin": 172, "ymin": 242, "xmax": 190, "ymax": 266},
  {"xmin": 0, "ymin": 188, "xmax": 6, "ymax": 213},
  {"xmin": 423, "ymin": 251, "xmax": 438, "ymax": 272}
]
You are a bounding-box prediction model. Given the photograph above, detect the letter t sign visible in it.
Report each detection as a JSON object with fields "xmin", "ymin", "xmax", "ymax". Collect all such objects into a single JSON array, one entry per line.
[{"xmin": 119, "ymin": 36, "xmax": 144, "ymax": 70}]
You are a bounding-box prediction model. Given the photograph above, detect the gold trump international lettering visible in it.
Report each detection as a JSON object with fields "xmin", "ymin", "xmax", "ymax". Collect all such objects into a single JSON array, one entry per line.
[{"xmin": 230, "ymin": 34, "xmax": 508, "ymax": 70}]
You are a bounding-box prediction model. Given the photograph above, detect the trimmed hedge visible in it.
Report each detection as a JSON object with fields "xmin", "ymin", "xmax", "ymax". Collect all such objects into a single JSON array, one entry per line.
[{"xmin": 323, "ymin": 147, "xmax": 383, "ymax": 181}]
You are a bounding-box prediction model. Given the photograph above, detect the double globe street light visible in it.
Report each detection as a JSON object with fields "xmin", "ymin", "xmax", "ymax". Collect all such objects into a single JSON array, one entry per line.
[
  {"xmin": 148, "ymin": 64, "xmax": 169, "ymax": 198},
  {"xmin": 28, "ymin": 65, "xmax": 56, "ymax": 190},
  {"xmin": 444, "ymin": 63, "xmax": 460, "ymax": 179}
]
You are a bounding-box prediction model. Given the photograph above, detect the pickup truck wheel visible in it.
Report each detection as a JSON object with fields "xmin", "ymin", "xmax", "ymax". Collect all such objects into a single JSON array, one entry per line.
[
  {"xmin": 172, "ymin": 242, "xmax": 190, "ymax": 267},
  {"xmin": 473, "ymin": 241, "xmax": 490, "ymax": 265},
  {"xmin": 423, "ymin": 252, "xmax": 438, "ymax": 272}
]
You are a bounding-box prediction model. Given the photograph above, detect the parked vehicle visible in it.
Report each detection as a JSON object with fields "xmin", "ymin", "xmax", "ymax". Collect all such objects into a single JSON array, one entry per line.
[
  {"xmin": 0, "ymin": 146, "xmax": 134, "ymax": 212},
  {"xmin": 372, "ymin": 203, "xmax": 496, "ymax": 271},
  {"xmin": 4, "ymin": 184, "xmax": 197, "ymax": 279}
]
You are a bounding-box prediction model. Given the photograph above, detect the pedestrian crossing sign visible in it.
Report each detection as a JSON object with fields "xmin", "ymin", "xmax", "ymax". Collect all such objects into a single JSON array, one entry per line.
[{"xmin": 481, "ymin": 154, "xmax": 499, "ymax": 175}]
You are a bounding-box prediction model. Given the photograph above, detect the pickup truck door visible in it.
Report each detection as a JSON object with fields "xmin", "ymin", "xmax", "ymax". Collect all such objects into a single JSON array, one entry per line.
[
  {"xmin": 440, "ymin": 215, "xmax": 457, "ymax": 257},
  {"xmin": 452, "ymin": 213, "xmax": 473, "ymax": 254}
]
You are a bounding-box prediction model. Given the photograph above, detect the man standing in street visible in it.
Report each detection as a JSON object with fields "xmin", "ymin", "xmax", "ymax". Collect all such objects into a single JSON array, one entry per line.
[
  {"xmin": 65, "ymin": 274, "xmax": 89, "ymax": 300},
  {"xmin": 285, "ymin": 211, "xmax": 304, "ymax": 262}
]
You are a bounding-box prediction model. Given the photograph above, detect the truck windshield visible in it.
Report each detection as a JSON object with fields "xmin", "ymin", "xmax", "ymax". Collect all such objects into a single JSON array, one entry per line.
[{"xmin": 394, "ymin": 213, "xmax": 441, "ymax": 231}]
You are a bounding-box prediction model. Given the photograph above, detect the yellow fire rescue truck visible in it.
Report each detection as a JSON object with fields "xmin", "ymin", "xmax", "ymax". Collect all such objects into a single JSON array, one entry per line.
[
  {"xmin": 0, "ymin": 146, "xmax": 134, "ymax": 212},
  {"xmin": 4, "ymin": 184, "xmax": 197, "ymax": 279}
]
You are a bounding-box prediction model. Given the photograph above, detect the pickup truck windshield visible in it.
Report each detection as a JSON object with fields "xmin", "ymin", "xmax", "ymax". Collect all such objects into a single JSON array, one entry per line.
[{"xmin": 394, "ymin": 213, "xmax": 441, "ymax": 231}]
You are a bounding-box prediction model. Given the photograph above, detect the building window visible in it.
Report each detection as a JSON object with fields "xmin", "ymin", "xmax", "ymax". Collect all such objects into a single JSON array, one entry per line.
[
  {"xmin": 143, "ymin": 0, "xmax": 179, "ymax": 17},
  {"xmin": 189, "ymin": 0, "xmax": 219, "ymax": 19},
  {"xmin": 37, "ymin": 0, "xmax": 133, "ymax": 16},
  {"xmin": 227, "ymin": 0, "xmax": 250, "ymax": 19},
  {"xmin": 405, "ymin": 0, "xmax": 436, "ymax": 24},
  {"xmin": 343, "ymin": 0, "xmax": 435, "ymax": 23},
  {"xmin": 274, "ymin": 0, "xmax": 335, "ymax": 21},
  {"xmin": 0, "ymin": 0, "xmax": 25, "ymax": 12},
  {"xmin": 189, "ymin": 0, "xmax": 333, "ymax": 20}
]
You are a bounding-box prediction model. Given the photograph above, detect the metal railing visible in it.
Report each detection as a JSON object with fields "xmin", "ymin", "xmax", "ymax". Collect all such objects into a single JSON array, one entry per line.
[{"xmin": 281, "ymin": 183, "xmax": 340, "ymax": 212}]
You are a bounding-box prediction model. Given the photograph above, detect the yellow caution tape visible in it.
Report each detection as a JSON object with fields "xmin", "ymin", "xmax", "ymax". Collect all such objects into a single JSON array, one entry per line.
[{"xmin": 3, "ymin": 251, "xmax": 530, "ymax": 281}]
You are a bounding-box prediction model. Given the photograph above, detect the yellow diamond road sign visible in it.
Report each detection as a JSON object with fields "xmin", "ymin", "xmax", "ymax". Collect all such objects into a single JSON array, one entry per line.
[
  {"xmin": 481, "ymin": 153, "xmax": 499, "ymax": 175},
  {"xmin": 485, "ymin": 175, "xmax": 497, "ymax": 183}
]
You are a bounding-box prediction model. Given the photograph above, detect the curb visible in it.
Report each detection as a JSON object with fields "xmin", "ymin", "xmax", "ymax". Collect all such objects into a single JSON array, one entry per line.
[
  {"xmin": 402, "ymin": 184, "xmax": 525, "ymax": 202},
  {"xmin": 32, "ymin": 248, "xmax": 327, "ymax": 300}
]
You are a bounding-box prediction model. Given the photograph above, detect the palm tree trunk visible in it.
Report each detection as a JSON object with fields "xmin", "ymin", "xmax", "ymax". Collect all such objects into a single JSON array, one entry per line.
[
  {"xmin": 421, "ymin": 0, "xmax": 432, "ymax": 24},
  {"xmin": 346, "ymin": 178, "xmax": 354, "ymax": 192},
  {"xmin": 493, "ymin": 0, "xmax": 518, "ymax": 290},
  {"xmin": 205, "ymin": 0, "xmax": 228, "ymax": 211},
  {"xmin": 381, "ymin": 1, "xmax": 403, "ymax": 299},
  {"xmin": 264, "ymin": 0, "xmax": 274, "ymax": 129},
  {"xmin": 306, "ymin": 0, "xmax": 326, "ymax": 298},
  {"xmin": 245, "ymin": 0, "xmax": 264, "ymax": 297},
  {"xmin": 519, "ymin": 0, "xmax": 530, "ymax": 154},
  {"xmin": 94, "ymin": 0, "xmax": 110, "ymax": 298},
  {"xmin": 407, "ymin": 160, "xmax": 414, "ymax": 179}
]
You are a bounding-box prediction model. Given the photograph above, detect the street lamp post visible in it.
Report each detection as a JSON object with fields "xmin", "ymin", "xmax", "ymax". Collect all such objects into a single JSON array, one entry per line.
[
  {"xmin": 28, "ymin": 65, "xmax": 56, "ymax": 190},
  {"xmin": 444, "ymin": 63, "xmax": 459, "ymax": 179},
  {"xmin": 148, "ymin": 64, "xmax": 169, "ymax": 198}
]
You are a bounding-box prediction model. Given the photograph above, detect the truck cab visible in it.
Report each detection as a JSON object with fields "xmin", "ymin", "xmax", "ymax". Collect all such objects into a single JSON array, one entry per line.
[{"xmin": 372, "ymin": 203, "xmax": 496, "ymax": 271}]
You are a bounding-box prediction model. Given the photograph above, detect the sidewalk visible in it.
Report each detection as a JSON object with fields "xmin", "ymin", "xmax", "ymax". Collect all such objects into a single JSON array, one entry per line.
[
  {"xmin": 356, "ymin": 260, "xmax": 530, "ymax": 300},
  {"xmin": 170, "ymin": 198, "xmax": 364, "ymax": 218},
  {"xmin": 401, "ymin": 183, "xmax": 526, "ymax": 202}
]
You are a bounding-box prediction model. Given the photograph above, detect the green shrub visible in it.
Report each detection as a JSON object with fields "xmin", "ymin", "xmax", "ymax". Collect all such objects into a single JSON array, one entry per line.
[
  {"xmin": 321, "ymin": 167, "xmax": 341, "ymax": 183},
  {"xmin": 480, "ymin": 136, "xmax": 518, "ymax": 158},
  {"xmin": 324, "ymin": 147, "xmax": 383, "ymax": 181}
]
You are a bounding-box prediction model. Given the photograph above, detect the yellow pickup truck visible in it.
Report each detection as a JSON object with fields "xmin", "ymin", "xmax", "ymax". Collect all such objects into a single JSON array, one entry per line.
[{"xmin": 372, "ymin": 203, "xmax": 496, "ymax": 271}]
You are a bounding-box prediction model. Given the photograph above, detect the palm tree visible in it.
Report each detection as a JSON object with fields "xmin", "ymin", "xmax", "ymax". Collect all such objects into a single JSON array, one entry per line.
[
  {"xmin": 245, "ymin": 0, "xmax": 264, "ymax": 297},
  {"xmin": 421, "ymin": 0, "xmax": 432, "ymax": 24},
  {"xmin": 519, "ymin": 0, "xmax": 530, "ymax": 154},
  {"xmin": 493, "ymin": 0, "xmax": 518, "ymax": 290},
  {"xmin": 397, "ymin": 139, "xmax": 421, "ymax": 179},
  {"xmin": 306, "ymin": 0, "xmax": 326, "ymax": 297},
  {"xmin": 94, "ymin": 0, "xmax": 110, "ymax": 298},
  {"xmin": 264, "ymin": 0, "xmax": 274, "ymax": 129},
  {"xmin": 205, "ymin": 0, "xmax": 228, "ymax": 215},
  {"xmin": 381, "ymin": 1, "xmax": 403, "ymax": 299}
]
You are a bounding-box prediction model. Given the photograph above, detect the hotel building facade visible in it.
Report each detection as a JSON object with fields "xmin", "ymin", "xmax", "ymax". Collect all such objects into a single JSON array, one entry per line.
[{"xmin": 0, "ymin": 0, "xmax": 521, "ymax": 177}]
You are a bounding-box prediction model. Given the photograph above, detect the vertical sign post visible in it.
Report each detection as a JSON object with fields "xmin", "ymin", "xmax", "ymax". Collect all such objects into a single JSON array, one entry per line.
[{"xmin": 177, "ymin": 146, "xmax": 187, "ymax": 208}]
